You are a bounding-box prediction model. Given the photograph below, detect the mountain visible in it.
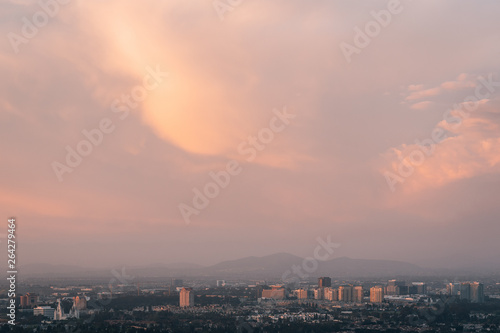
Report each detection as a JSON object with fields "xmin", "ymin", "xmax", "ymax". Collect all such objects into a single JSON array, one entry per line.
[
  {"xmin": 316, "ymin": 257, "xmax": 424, "ymax": 277},
  {"xmin": 202, "ymin": 253, "xmax": 303, "ymax": 278},
  {"xmin": 200, "ymin": 254, "xmax": 424, "ymax": 279},
  {"xmin": 16, "ymin": 254, "xmax": 428, "ymax": 280},
  {"xmin": 164, "ymin": 262, "xmax": 204, "ymax": 270}
]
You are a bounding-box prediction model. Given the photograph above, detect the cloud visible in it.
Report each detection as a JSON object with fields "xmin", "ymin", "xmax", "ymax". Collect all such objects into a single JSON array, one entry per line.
[
  {"xmin": 405, "ymin": 74, "xmax": 476, "ymax": 101},
  {"xmin": 56, "ymin": 0, "xmax": 324, "ymax": 164},
  {"xmin": 440, "ymin": 73, "xmax": 476, "ymax": 90},
  {"xmin": 410, "ymin": 101, "xmax": 434, "ymax": 110},
  {"xmin": 406, "ymin": 86, "xmax": 442, "ymax": 101},
  {"xmin": 382, "ymin": 98, "xmax": 500, "ymax": 192},
  {"xmin": 408, "ymin": 84, "xmax": 424, "ymax": 91}
]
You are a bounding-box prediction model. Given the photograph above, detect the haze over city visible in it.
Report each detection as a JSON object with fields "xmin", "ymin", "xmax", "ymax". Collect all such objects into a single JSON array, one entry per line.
[{"xmin": 2, "ymin": 0, "xmax": 500, "ymax": 273}]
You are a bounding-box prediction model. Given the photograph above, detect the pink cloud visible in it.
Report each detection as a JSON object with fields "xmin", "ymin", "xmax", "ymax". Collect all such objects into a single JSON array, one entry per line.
[
  {"xmin": 406, "ymin": 86, "xmax": 442, "ymax": 100},
  {"xmin": 410, "ymin": 101, "xmax": 434, "ymax": 110},
  {"xmin": 382, "ymin": 99, "xmax": 500, "ymax": 192},
  {"xmin": 440, "ymin": 74, "xmax": 476, "ymax": 90},
  {"xmin": 408, "ymin": 84, "xmax": 424, "ymax": 91},
  {"xmin": 406, "ymin": 74, "xmax": 476, "ymax": 101}
]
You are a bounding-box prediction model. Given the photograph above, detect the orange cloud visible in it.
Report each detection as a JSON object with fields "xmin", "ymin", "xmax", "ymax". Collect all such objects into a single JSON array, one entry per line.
[
  {"xmin": 410, "ymin": 101, "xmax": 434, "ymax": 110},
  {"xmin": 382, "ymin": 99, "xmax": 500, "ymax": 192},
  {"xmin": 405, "ymin": 74, "xmax": 476, "ymax": 101},
  {"xmin": 62, "ymin": 0, "xmax": 313, "ymax": 163},
  {"xmin": 406, "ymin": 86, "xmax": 442, "ymax": 100}
]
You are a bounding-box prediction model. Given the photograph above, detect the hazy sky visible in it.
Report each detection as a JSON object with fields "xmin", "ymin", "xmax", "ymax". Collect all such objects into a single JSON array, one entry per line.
[{"xmin": 1, "ymin": 0, "xmax": 500, "ymax": 270}]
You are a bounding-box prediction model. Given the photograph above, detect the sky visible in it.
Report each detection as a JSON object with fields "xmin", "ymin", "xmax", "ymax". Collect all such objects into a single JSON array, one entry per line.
[{"xmin": 1, "ymin": 0, "xmax": 500, "ymax": 270}]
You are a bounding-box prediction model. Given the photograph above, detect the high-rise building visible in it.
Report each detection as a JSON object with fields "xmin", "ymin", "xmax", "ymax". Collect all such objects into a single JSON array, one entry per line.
[
  {"xmin": 73, "ymin": 296, "xmax": 87, "ymax": 310},
  {"xmin": 412, "ymin": 282, "xmax": 427, "ymax": 294},
  {"xmin": 332, "ymin": 288, "xmax": 339, "ymax": 301},
  {"xmin": 216, "ymin": 280, "xmax": 225, "ymax": 287},
  {"xmin": 324, "ymin": 287, "xmax": 339, "ymax": 301},
  {"xmin": 470, "ymin": 282, "xmax": 484, "ymax": 303},
  {"xmin": 296, "ymin": 289, "xmax": 308, "ymax": 299},
  {"xmin": 261, "ymin": 286, "xmax": 285, "ymax": 300},
  {"xmin": 339, "ymin": 285, "xmax": 353, "ymax": 302},
  {"xmin": 449, "ymin": 282, "xmax": 484, "ymax": 303},
  {"xmin": 447, "ymin": 283, "xmax": 461, "ymax": 296},
  {"xmin": 460, "ymin": 283, "xmax": 471, "ymax": 301},
  {"xmin": 354, "ymin": 286, "xmax": 364, "ymax": 302},
  {"xmin": 386, "ymin": 280, "xmax": 405, "ymax": 295},
  {"xmin": 324, "ymin": 287, "xmax": 333, "ymax": 301},
  {"xmin": 398, "ymin": 285, "xmax": 409, "ymax": 295},
  {"xmin": 370, "ymin": 286, "xmax": 384, "ymax": 303},
  {"xmin": 388, "ymin": 280, "xmax": 406, "ymax": 287},
  {"xmin": 20, "ymin": 293, "xmax": 39, "ymax": 308},
  {"xmin": 318, "ymin": 277, "xmax": 332, "ymax": 288},
  {"xmin": 256, "ymin": 285, "xmax": 264, "ymax": 299},
  {"xmin": 180, "ymin": 287, "xmax": 194, "ymax": 307},
  {"xmin": 408, "ymin": 285, "xmax": 418, "ymax": 294},
  {"xmin": 54, "ymin": 299, "xmax": 64, "ymax": 321},
  {"xmin": 314, "ymin": 288, "xmax": 323, "ymax": 300}
]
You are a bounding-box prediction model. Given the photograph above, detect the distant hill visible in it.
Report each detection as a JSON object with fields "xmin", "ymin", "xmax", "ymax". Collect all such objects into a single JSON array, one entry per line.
[
  {"xmin": 199, "ymin": 254, "xmax": 423, "ymax": 279},
  {"xmin": 164, "ymin": 262, "xmax": 204, "ymax": 270},
  {"xmin": 202, "ymin": 253, "xmax": 304, "ymax": 278},
  {"xmin": 15, "ymin": 254, "xmax": 428, "ymax": 280},
  {"xmin": 316, "ymin": 256, "xmax": 424, "ymax": 277}
]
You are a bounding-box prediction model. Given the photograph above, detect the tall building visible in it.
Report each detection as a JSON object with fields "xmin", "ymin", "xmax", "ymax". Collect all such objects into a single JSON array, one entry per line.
[
  {"xmin": 20, "ymin": 293, "xmax": 39, "ymax": 308},
  {"xmin": 318, "ymin": 277, "xmax": 332, "ymax": 288},
  {"xmin": 324, "ymin": 287, "xmax": 333, "ymax": 301},
  {"xmin": 460, "ymin": 283, "xmax": 471, "ymax": 301},
  {"xmin": 332, "ymin": 288, "xmax": 339, "ymax": 301},
  {"xmin": 386, "ymin": 280, "xmax": 405, "ymax": 295},
  {"xmin": 73, "ymin": 296, "xmax": 87, "ymax": 310},
  {"xmin": 370, "ymin": 286, "xmax": 384, "ymax": 303},
  {"xmin": 398, "ymin": 285, "xmax": 409, "ymax": 295},
  {"xmin": 339, "ymin": 285, "xmax": 353, "ymax": 302},
  {"xmin": 216, "ymin": 280, "xmax": 225, "ymax": 287},
  {"xmin": 314, "ymin": 288, "xmax": 323, "ymax": 300},
  {"xmin": 450, "ymin": 282, "xmax": 484, "ymax": 303},
  {"xmin": 296, "ymin": 289, "xmax": 308, "ymax": 299},
  {"xmin": 412, "ymin": 282, "xmax": 427, "ymax": 294},
  {"xmin": 354, "ymin": 286, "xmax": 364, "ymax": 302},
  {"xmin": 54, "ymin": 299, "xmax": 64, "ymax": 321},
  {"xmin": 408, "ymin": 285, "xmax": 418, "ymax": 294},
  {"xmin": 256, "ymin": 285, "xmax": 263, "ymax": 299},
  {"xmin": 324, "ymin": 287, "xmax": 339, "ymax": 301},
  {"xmin": 261, "ymin": 286, "xmax": 285, "ymax": 300},
  {"xmin": 180, "ymin": 287, "xmax": 194, "ymax": 307},
  {"xmin": 470, "ymin": 282, "xmax": 484, "ymax": 303},
  {"xmin": 447, "ymin": 283, "xmax": 461, "ymax": 296}
]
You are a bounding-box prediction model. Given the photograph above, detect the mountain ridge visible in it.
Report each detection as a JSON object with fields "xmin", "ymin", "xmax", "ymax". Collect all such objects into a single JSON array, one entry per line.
[{"xmin": 15, "ymin": 253, "xmax": 428, "ymax": 279}]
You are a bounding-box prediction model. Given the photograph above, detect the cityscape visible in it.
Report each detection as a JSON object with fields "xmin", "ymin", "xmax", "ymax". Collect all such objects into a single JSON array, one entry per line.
[
  {"xmin": 2, "ymin": 0, "xmax": 500, "ymax": 332},
  {"xmin": 2, "ymin": 272, "xmax": 500, "ymax": 332}
]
